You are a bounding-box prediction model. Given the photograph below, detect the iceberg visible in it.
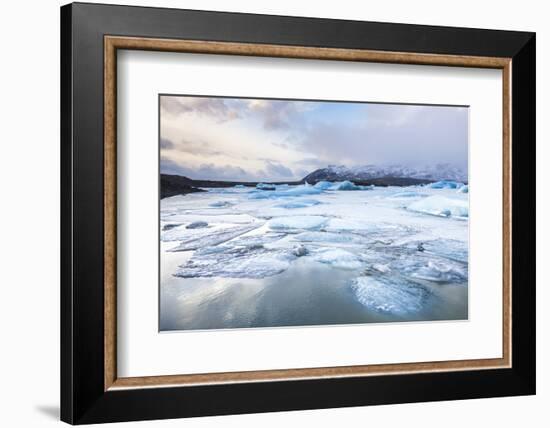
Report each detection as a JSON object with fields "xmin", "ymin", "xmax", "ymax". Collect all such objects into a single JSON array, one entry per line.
[
  {"xmin": 256, "ymin": 182, "xmax": 276, "ymax": 190},
  {"xmin": 429, "ymin": 180, "xmax": 463, "ymax": 189},
  {"xmin": 350, "ymin": 276, "xmax": 431, "ymax": 315},
  {"xmin": 407, "ymin": 195, "xmax": 468, "ymax": 218},
  {"xmin": 331, "ymin": 180, "xmax": 373, "ymax": 191},
  {"xmin": 313, "ymin": 180, "xmax": 334, "ymax": 190},
  {"xmin": 268, "ymin": 215, "xmax": 329, "ymax": 231},
  {"xmin": 457, "ymin": 184, "xmax": 469, "ymax": 193}
]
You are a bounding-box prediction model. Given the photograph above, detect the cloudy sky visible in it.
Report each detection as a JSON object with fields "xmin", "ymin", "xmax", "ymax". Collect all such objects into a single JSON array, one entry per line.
[{"xmin": 160, "ymin": 95, "xmax": 468, "ymax": 182}]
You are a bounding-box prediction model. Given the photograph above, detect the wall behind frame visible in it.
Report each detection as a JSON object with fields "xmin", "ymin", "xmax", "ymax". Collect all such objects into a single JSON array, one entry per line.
[{"xmin": 0, "ymin": 0, "xmax": 545, "ymax": 427}]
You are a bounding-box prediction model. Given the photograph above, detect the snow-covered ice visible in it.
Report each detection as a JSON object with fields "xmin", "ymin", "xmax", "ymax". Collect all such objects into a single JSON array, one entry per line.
[
  {"xmin": 274, "ymin": 199, "xmax": 321, "ymax": 209},
  {"xmin": 175, "ymin": 244, "xmax": 297, "ymax": 279},
  {"xmin": 292, "ymin": 231, "xmax": 357, "ymax": 244},
  {"xmin": 161, "ymin": 182, "xmax": 468, "ymax": 327},
  {"xmin": 407, "ymin": 195, "xmax": 468, "ymax": 218},
  {"xmin": 311, "ymin": 248, "xmax": 363, "ymax": 270},
  {"xmin": 168, "ymin": 224, "xmax": 263, "ymax": 251},
  {"xmin": 350, "ymin": 276, "xmax": 431, "ymax": 315},
  {"xmin": 267, "ymin": 215, "xmax": 329, "ymax": 231}
]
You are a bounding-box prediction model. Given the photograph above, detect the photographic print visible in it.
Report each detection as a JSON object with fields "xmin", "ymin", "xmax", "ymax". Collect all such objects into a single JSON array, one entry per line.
[{"xmin": 159, "ymin": 95, "xmax": 469, "ymax": 331}]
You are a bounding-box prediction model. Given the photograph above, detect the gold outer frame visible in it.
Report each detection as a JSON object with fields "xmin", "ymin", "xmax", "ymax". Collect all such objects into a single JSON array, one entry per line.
[{"xmin": 104, "ymin": 36, "xmax": 512, "ymax": 391}]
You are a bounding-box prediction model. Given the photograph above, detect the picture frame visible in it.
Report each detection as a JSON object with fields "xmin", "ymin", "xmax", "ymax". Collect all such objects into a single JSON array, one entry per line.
[{"xmin": 61, "ymin": 2, "xmax": 535, "ymax": 424}]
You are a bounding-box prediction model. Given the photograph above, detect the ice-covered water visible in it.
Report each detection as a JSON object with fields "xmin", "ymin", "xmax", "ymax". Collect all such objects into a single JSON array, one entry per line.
[{"xmin": 160, "ymin": 182, "xmax": 468, "ymax": 330}]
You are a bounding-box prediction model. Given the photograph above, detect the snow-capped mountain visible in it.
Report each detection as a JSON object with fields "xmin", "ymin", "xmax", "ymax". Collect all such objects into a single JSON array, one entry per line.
[{"xmin": 303, "ymin": 164, "xmax": 467, "ymax": 183}]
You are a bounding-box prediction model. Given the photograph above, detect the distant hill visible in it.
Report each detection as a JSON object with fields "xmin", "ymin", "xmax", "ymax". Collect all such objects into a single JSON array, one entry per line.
[
  {"xmin": 160, "ymin": 174, "xmax": 301, "ymax": 199},
  {"xmin": 303, "ymin": 164, "xmax": 467, "ymax": 184},
  {"xmin": 160, "ymin": 175, "xmax": 206, "ymax": 199}
]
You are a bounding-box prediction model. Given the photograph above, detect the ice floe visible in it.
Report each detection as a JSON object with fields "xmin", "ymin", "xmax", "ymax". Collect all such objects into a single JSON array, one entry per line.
[
  {"xmin": 274, "ymin": 199, "xmax": 321, "ymax": 209},
  {"xmin": 350, "ymin": 276, "xmax": 431, "ymax": 315},
  {"xmin": 175, "ymin": 244, "xmax": 297, "ymax": 278},
  {"xmin": 360, "ymin": 241, "xmax": 468, "ymax": 285},
  {"xmin": 256, "ymin": 183, "xmax": 276, "ymax": 190},
  {"xmin": 312, "ymin": 248, "xmax": 363, "ymax": 270},
  {"xmin": 161, "ymin": 182, "xmax": 469, "ymax": 314},
  {"xmin": 248, "ymin": 185, "xmax": 323, "ymax": 199},
  {"xmin": 388, "ymin": 191, "xmax": 428, "ymax": 199},
  {"xmin": 169, "ymin": 223, "xmax": 263, "ymax": 251},
  {"xmin": 403, "ymin": 238, "xmax": 468, "ymax": 263},
  {"xmin": 407, "ymin": 260, "xmax": 467, "ymax": 283},
  {"xmin": 407, "ymin": 195, "xmax": 468, "ymax": 218},
  {"xmin": 429, "ymin": 180, "xmax": 464, "ymax": 189},
  {"xmin": 209, "ymin": 200, "xmax": 234, "ymax": 207},
  {"xmin": 292, "ymin": 231, "xmax": 356, "ymax": 243},
  {"xmin": 267, "ymin": 215, "xmax": 329, "ymax": 231}
]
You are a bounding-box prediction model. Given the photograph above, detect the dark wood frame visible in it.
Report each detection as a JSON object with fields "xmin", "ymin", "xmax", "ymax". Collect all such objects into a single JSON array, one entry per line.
[{"xmin": 61, "ymin": 2, "xmax": 536, "ymax": 424}]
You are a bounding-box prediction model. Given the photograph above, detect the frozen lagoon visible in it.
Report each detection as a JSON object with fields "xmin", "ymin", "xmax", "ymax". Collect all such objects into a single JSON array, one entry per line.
[{"xmin": 160, "ymin": 182, "xmax": 468, "ymax": 331}]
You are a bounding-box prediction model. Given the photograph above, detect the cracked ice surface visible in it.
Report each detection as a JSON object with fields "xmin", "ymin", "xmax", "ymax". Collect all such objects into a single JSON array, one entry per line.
[
  {"xmin": 175, "ymin": 244, "xmax": 300, "ymax": 279},
  {"xmin": 351, "ymin": 276, "xmax": 432, "ymax": 315},
  {"xmin": 168, "ymin": 224, "xmax": 263, "ymax": 251},
  {"xmin": 161, "ymin": 183, "xmax": 468, "ymax": 327}
]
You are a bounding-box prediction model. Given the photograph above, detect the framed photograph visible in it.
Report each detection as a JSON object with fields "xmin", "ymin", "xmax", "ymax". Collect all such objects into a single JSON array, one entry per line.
[{"xmin": 61, "ymin": 2, "xmax": 535, "ymax": 424}]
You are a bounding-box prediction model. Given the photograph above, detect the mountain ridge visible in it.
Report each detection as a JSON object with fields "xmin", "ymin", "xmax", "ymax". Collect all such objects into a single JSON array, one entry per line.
[
  {"xmin": 303, "ymin": 164, "xmax": 467, "ymax": 184},
  {"xmin": 161, "ymin": 163, "xmax": 466, "ymax": 199}
]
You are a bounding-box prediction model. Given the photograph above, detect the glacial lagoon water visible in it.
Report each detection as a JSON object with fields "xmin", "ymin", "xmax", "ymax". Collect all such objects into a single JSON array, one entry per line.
[{"xmin": 160, "ymin": 183, "xmax": 468, "ymax": 331}]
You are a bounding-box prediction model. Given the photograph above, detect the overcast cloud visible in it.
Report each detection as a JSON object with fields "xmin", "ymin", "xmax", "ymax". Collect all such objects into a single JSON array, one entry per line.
[{"xmin": 160, "ymin": 95, "xmax": 468, "ymax": 181}]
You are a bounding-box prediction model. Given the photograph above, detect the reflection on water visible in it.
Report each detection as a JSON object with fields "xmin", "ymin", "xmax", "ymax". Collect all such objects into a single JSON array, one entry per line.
[{"xmin": 160, "ymin": 250, "xmax": 467, "ymax": 331}]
